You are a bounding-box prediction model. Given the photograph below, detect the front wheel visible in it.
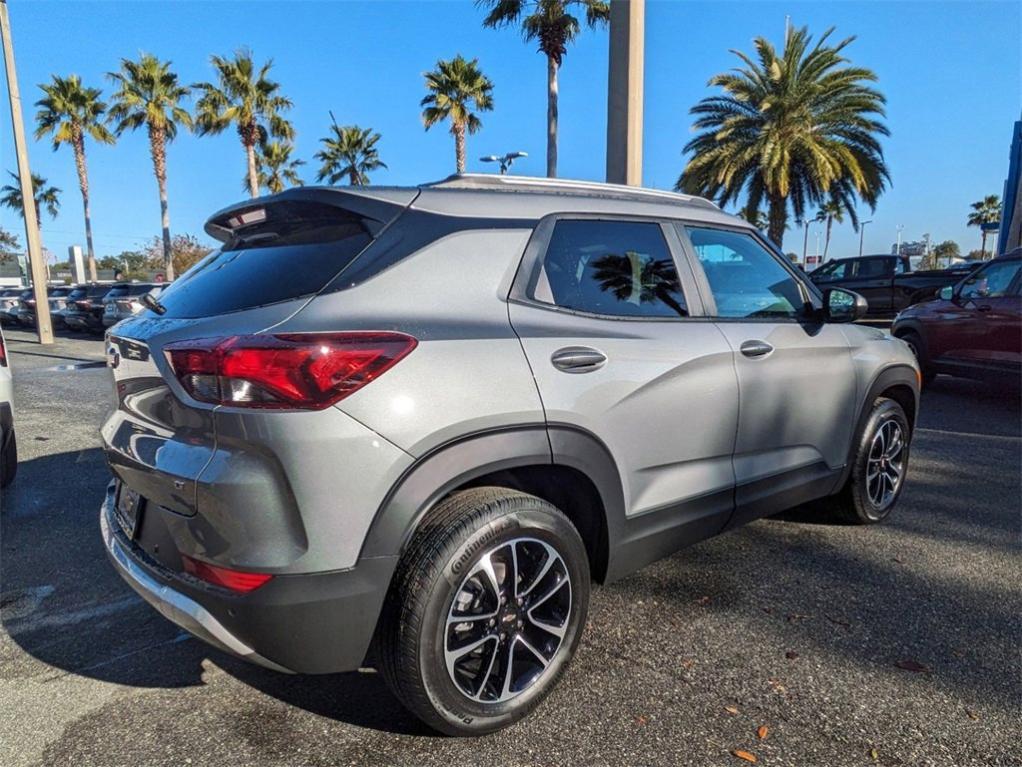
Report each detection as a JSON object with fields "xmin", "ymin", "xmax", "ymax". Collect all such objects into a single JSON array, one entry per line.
[
  {"xmin": 897, "ymin": 330, "xmax": 936, "ymax": 387},
  {"xmin": 0, "ymin": 426, "xmax": 16, "ymax": 489},
  {"xmin": 379, "ymin": 487, "xmax": 590, "ymax": 736},
  {"xmin": 831, "ymin": 397, "xmax": 911, "ymax": 524}
]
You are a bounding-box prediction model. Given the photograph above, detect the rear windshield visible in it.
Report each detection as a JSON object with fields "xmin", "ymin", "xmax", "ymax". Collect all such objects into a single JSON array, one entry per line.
[
  {"xmin": 50, "ymin": 287, "xmax": 71, "ymax": 297},
  {"xmin": 154, "ymin": 205, "xmax": 373, "ymax": 319},
  {"xmin": 104, "ymin": 286, "xmax": 129, "ymax": 300}
]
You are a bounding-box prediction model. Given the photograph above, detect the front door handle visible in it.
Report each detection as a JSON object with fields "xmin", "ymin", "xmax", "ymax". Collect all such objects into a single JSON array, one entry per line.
[
  {"xmin": 551, "ymin": 346, "xmax": 607, "ymax": 373},
  {"xmin": 740, "ymin": 340, "xmax": 774, "ymax": 358}
]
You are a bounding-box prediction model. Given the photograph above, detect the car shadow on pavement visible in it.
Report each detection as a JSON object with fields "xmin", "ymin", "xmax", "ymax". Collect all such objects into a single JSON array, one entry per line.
[{"xmin": 1, "ymin": 448, "xmax": 429, "ymax": 736}]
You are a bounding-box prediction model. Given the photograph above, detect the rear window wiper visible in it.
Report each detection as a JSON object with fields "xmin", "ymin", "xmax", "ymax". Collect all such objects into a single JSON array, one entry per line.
[{"xmin": 140, "ymin": 291, "xmax": 167, "ymax": 315}]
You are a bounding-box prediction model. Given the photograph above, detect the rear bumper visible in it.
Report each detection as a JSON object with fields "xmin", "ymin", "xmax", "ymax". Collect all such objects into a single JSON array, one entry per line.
[{"xmin": 100, "ymin": 481, "xmax": 397, "ymax": 674}]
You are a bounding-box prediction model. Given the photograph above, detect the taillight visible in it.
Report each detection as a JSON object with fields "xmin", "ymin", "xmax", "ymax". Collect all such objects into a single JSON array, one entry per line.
[
  {"xmin": 164, "ymin": 332, "xmax": 417, "ymax": 410},
  {"xmin": 75, "ymin": 300, "xmax": 92, "ymax": 310},
  {"xmin": 181, "ymin": 555, "xmax": 273, "ymax": 593},
  {"xmin": 0, "ymin": 334, "xmax": 6, "ymax": 367}
]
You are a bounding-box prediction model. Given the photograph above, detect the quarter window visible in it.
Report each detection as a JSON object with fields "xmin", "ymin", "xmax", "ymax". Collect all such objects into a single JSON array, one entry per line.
[
  {"xmin": 685, "ymin": 227, "xmax": 807, "ymax": 319},
  {"xmin": 533, "ymin": 220, "xmax": 688, "ymax": 318}
]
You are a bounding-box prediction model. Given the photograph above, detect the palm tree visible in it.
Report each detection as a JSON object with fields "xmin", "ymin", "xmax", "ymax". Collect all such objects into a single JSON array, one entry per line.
[
  {"xmin": 677, "ymin": 26, "xmax": 890, "ymax": 248},
  {"xmin": 315, "ymin": 125, "xmax": 386, "ymax": 186},
  {"xmin": 249, "ymin": 140, "xmax": 304, "ymax": 194},
  {"xmin": 108, "ymin": 53, "xmax": 192, "ymax": 281},
  {"xmin": 967, "ymin": 195, "xmax": 1001, "ymax": 258},
  {"xmin": 421, "ymin": 56, "xmax": 494, "ymax": 174},
  {"xmin": 193, "ymin": 49, "xmax": 294, "ymax": 198},
  {"xmin": 814, "ymin": 198, "xmax": 857, "ymax": 259},
  {"xmin": 34, "ymin": 74, "xmax": 115, "ymax": 280},
  {"xmin": 478, "ymin": 0, "xmax": 609, "ymax": 178},
  {"xmin": 0, "ymin": 171, "xmax": 61, "ymax": 226}
]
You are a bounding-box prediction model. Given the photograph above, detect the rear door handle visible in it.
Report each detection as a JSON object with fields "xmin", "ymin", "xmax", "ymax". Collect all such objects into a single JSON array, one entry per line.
[
  {"xmin": 740, "ymin": 340, "xmax": 774, "ymax": 358},
  {"xmin": 976, "ymin": 305, "xmax": 992, "ymax": 312},
  {"xmin": 551, "ymin": 346, "xmax": 607, "ymax": 373}
]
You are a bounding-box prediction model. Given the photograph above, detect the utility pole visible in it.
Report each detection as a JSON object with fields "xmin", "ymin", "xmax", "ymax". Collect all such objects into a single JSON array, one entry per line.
[
  {"xmin": 1, "ymin": 0, "xmax": 52, "ymax": 344},
  {"xmin": 801, "ymin": 219, "xmax": 810, "ymax": 266},
  {"xmin": 895, "ymin": 224, "xmax": 904, "ymax": 255},
  {"xmin": 606, "ymin": 0, "xmax": 644, "ymax": 186}
]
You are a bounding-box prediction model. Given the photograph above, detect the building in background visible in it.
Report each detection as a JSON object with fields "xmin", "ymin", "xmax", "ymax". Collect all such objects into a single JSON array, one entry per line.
[{"xmin": 998, "ymin": 113, "xmax": 1021, "ymax": 254}]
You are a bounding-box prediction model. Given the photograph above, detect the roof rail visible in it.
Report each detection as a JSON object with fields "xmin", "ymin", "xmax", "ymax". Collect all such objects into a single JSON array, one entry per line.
[{"xmin": 424, "ymin": 173, "xmax": 719, "ymax": 210}]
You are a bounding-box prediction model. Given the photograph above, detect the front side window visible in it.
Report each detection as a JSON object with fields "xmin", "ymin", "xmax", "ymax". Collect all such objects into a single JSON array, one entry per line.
[
  {"xmin": 813, "ymin": 260, "xmax": 849, "ymax": 280},
  {"xmin": 959, "ymin": 260, "xmax": 1020, "ymax": 300},
  {"xmin": 685, "ymin": 227, "xmax": 807, "ymax": 319},
  {"xmin": 533, "ymin": 220, "xmax": 687, "ymax": 318}
]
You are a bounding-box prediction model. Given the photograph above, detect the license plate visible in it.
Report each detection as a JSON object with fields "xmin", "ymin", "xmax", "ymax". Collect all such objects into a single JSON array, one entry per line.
[{"xmin": 114, "ymin": 483, "xmax": 144, "ymax": 539}]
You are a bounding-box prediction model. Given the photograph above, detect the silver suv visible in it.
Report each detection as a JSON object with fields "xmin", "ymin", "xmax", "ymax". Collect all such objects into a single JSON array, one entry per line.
[{"xmin": 100, "ymin": 175, "xmax": 919, "ymax": 735}]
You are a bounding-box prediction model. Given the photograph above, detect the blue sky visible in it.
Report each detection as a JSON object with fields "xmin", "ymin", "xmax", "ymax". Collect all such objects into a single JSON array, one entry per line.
[{"xmin": 0, "ymin": 0, "xmax": 1019, "ymax": 261}]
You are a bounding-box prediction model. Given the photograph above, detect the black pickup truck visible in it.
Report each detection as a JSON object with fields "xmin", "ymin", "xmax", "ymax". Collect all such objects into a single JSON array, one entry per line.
[{"xmin": 809, "ymin": 255, "xmax": 978, "ymax": 317}]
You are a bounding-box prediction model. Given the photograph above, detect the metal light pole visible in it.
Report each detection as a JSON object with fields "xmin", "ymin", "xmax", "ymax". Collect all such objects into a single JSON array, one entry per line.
[
  {"xmin": 895, "ymin": 224, "xmax": 904, "ymax": 255},
  {"xmin": 0, "ymin": 0, "xmax": 52, "ymax": 343},
  {"xmin": 858, "ymin": 220, "xmax": 873, "ymax": 258},
  {"xmin": 801, "ymin": 219, "xmax": 811, "ymax": 266},
  {"xmin": 480, "ymin": 151, "xmax": 528, "ymax": 175}
]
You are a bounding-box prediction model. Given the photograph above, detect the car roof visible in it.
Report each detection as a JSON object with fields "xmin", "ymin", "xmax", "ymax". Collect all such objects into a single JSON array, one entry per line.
[{"xmin": 205, "ymin": 174, "xmax": 750, "ymax": 241}]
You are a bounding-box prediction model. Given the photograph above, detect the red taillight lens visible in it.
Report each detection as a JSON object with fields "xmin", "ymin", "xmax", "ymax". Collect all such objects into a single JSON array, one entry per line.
[
  {"xmin": 181, "ymin": 555, "xmax": 273, "ymax": 593},
  {"xmin": 164, "ymin": 332, "xmax": 417, "ymax": 410},
  {"xmin": 0, "ymin": 334, "xmax": 6, "ymax": 367},
  {"xmin": 75, "ymin": 300, "xmax": 92, "ymax": 310}
]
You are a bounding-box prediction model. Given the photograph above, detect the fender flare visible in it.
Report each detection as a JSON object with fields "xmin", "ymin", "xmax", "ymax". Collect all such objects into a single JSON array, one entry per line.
[
  {"xmin": 834, "ymin": 363, "xmax": 920, "ymax": 491},
  {"xmin": 358, "ymin": 425, "xmax": 625, "ymax": 565}
]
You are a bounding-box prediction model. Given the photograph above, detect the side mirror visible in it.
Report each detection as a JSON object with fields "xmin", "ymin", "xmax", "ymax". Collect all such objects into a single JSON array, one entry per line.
[
  {"xmin": 938, "ymin": 285, "xmax": 954, "ymax": 301},
  {"xmin": 823, "ymin": 287, "xmax": 868, "ymax": 323}
]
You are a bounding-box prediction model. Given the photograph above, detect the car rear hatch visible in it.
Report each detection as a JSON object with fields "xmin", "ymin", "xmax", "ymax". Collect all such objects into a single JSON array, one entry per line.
[{"xmin": 102, "ymin": 187, "xmax": 417, "ymax": 522}]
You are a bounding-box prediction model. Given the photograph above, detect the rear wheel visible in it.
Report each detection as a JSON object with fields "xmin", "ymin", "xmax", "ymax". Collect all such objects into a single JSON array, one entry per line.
[
  {"xmin": 831, "ymin": 397, "xmax": 910, "ymax": 524},
  {"xmin": 379, "ymin": 487, "xmax": 590, "ymax": 736},
  {"xmin": 1, "ymin": 426, "xmax": 17, "ymax": 489},
  {"xmin": 897, "ymin": 330, "xmax": 936, "ymax": 386}
]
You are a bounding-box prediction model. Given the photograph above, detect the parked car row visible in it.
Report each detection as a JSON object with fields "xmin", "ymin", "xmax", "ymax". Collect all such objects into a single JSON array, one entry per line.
[
  {"xmin": 893, "ymin": 248, "xmax": 1021, "ymax": 387},
  {"xmin": 809, "ymin": 254, "xmax": 983, "ymax": 318},
  {"xmin": 0, "ymin": 282, "xmax": 165, "ymax": 334}
]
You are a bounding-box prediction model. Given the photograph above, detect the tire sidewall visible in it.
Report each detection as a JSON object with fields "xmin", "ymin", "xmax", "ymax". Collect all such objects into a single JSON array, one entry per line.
[
  {"xmin": 851, "ymin": 399, "xmax": 911, "ymax": 522},
  {"xmin": 417, "ymin": 504, "xmax": 589, "ymax": 735}
]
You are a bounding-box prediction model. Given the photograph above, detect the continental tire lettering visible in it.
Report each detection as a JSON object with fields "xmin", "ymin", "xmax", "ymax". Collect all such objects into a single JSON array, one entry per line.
[{"xmin": 450, "ymin": 518, "xmax": 514, "ymax": 576}]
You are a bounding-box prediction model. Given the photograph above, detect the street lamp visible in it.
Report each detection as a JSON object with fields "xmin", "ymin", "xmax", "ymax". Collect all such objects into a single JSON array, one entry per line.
[
  {"xmin": 858, "ymin": 219, "xmax": 873, "ymax": 258},
  {"xmin": 480, "ymin": 151, "xmax": 528, "ymax": 175}
]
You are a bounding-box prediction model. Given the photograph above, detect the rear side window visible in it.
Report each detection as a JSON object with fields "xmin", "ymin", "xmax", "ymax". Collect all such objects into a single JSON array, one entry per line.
[
  {"xmin": 857, "ymin": 258, "xmax": 894, "ymax": 277},
  {"xmin": 155, "ymin": 204, "xmax": 373, "ymax": 319},
  {"xmin": 532, "ymin": 220, "xmax": 687, "ymax": 318},
  {"xmin": 685, "ymin": 227, "xmax": 806, "ymax": 319}
]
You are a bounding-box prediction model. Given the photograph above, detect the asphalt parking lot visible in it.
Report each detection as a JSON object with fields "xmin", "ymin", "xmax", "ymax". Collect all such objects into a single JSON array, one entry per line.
[{"xmin": 1, "ymin": 327, "xmax": 1019, "ymax": 767}]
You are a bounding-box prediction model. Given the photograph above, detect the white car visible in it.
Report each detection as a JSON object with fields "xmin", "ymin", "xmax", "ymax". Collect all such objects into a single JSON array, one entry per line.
[{"xmin": 0, "ymin": 325, "xmax": 14, "ymax": 488}]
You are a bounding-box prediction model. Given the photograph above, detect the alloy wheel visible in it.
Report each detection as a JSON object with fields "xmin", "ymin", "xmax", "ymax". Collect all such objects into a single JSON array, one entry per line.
[
  {"xmin": 444, "ymin": 537, "xmax": 571, "ymax": 704},
  {"xmin": 866, "ymin": 419, "xmax": 905, "ymax": 509}
]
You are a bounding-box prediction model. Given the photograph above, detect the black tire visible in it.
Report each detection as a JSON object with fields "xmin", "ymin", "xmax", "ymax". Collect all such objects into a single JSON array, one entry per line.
[
  {"xmin": 830, "ymin": 397, "xmax": 911, "ymax": 524},
  {"xmin": 379, "ymin": 487, "xmax": 590, "ymax": 736},
  {"xmin": 897, "ymin": 330, "xmax": 936, "ymax": 387},
  {"xmin": 1, "ymin": 426, "xmax": 16, "ymax": 489}
]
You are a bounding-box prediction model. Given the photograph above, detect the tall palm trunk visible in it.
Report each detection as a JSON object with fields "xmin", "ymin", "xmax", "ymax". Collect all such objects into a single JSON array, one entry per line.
[
  {"xmin": 148, "ymin": 124, "xmax": 174, "ymax": 281},
  {"xmin": 453, "ymin": 122, "xmax": 467, "ymax": 174},
  {"xmin": 824, "ymin": 217, "xmax": 834, "ymax": 258},
  {"xmin": 547, "ymin": 56, "xmax": 558, "ymax": 178},
  {"xmin": 72, "ymin": 131, "xmax": 97, "ymax": 281},
  {"xmin": 767, "ymin": 193, "xmax": 787, "ymax": 248},
  {"xmin": 349, "ymin": 167, "xmax": 358, "ymax": 186},
  {"xmin": 980, "ymin": 231, "xmax": 987, "ymax": 258},
  {"xmin": 245, "ymin": 141, "xmax": 259, "ymax": 198}
]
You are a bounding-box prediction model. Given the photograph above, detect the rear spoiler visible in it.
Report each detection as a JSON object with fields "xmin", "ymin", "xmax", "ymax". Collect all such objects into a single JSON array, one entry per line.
[{"xmin": 204, "ymin": 186, "xmax": 420, "ymax": 243}]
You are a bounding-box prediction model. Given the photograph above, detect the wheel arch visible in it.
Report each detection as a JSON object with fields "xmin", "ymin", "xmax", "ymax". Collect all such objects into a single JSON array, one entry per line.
[
  {"xmin": 359, "ymin": 424, "xmax": 624, "ymax": 584},
  {"xmin": 833, "ymin": 363, "xmax": 919, "ymax": 492}
]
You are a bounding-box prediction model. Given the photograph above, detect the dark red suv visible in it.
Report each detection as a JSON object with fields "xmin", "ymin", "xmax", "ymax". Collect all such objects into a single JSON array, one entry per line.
[{"xmin": 892, "ymin": 250, "xmax": 1021, "ymax": 386}]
